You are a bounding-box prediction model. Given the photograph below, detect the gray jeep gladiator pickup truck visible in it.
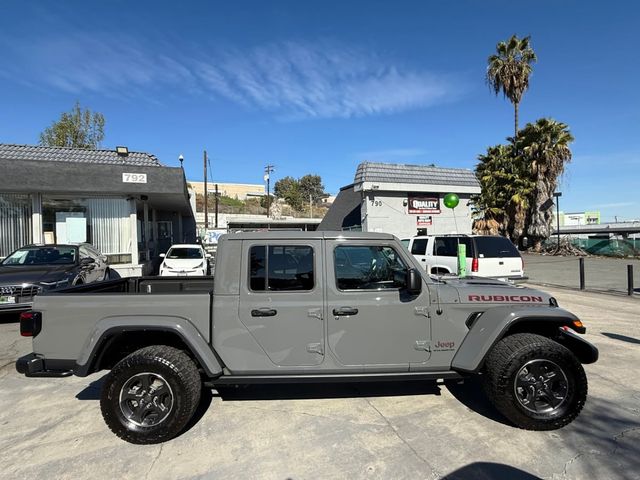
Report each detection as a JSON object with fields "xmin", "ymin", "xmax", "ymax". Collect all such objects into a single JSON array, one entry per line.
[{"xmin": 16, "ymin": 232, "xmax": 598, "ymax": 444}]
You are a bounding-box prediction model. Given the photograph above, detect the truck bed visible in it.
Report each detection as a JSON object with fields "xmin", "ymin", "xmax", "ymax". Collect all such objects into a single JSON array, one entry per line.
[{"xmin": 52, "ymin": 276, "xmax": 215, "ymax": 295}]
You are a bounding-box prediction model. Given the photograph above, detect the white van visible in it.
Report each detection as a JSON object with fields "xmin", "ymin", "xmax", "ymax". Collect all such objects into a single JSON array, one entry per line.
[{"xmin": 400, "ymin": 235, "xmax": 525, "ymax": 282}]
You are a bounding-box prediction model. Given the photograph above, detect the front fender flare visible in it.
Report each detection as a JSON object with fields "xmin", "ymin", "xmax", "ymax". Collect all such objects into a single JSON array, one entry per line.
[
  {"xmin": 74, "ymin": 315, "xmax": 223, "ymax": 378},
  {"xmin": 451, "ymin": 306, "xmax": 584, "ymax": 373}
]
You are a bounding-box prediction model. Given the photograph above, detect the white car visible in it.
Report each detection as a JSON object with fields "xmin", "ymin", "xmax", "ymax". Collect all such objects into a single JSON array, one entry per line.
[
  {"xmin": 159, "ymin": 244, "xmax": 209, "ymax": 276},
  {"xmin": 400, "ymin": 234, "xmax": 525, "ymax": 282}
]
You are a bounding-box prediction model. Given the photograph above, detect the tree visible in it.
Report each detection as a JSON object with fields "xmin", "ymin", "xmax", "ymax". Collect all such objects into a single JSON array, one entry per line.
[
  {"xmin": 520, "ymin": 118, "xmax": 574, "ymax": 251},
  {"xmin": 39, "ymin": 102, "xmax": 105, "ymax": 149},
  {"xmin": 274, "ymin": 174, "xmax": 326, "ymax": 212},
  {"xmin": 298, "ymin": 174, "xmax": 325, "ymax": 203},
  {"xmin": 487, "ymin": 35, "xmax": 537, "ymax": 140},
  {"xmin": 274, "ymin": 176, "xmax": 304, "ymax": 210}
]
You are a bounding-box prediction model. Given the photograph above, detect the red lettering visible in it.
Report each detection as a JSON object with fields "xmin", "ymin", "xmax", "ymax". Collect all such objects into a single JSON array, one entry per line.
[{"xmin": 469, "ymin": 295, "xmax": 481, "ymax": 301}]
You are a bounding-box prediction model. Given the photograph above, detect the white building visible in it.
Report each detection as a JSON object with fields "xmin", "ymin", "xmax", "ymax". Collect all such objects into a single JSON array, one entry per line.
[{"xmin": 319, "ymin": 162, "xmax": 481, "ymax": 239}]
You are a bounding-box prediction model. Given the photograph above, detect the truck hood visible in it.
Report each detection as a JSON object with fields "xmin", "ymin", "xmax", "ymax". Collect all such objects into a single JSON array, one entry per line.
[{"xmin": 442, "ymin": 276, "xmax": 553, "ymax": 305}]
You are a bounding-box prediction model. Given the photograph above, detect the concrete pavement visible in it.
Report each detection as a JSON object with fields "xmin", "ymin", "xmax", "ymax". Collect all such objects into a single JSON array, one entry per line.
[{"xmin": 0, "ymin": 287, "xmax": 638, "ymax": 480}]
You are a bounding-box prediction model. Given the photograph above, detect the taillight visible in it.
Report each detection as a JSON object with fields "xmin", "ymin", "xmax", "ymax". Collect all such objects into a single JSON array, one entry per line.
[
  {"xmin": 472, "ymin": 257, "xmax": 479, "ymax": 272},
  {"xmin": 20, "ymin": 311, "xmax": 42, "ymax": 337}
]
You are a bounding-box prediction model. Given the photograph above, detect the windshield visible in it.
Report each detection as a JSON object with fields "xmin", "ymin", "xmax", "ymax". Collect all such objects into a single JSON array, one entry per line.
[
  {"xmin": 1, "ymin": 246, "xmax": 77, "ymax": 266},
  {"xmin": 166, "ymin": 247, "xmax": 203, "ymax": 259}
]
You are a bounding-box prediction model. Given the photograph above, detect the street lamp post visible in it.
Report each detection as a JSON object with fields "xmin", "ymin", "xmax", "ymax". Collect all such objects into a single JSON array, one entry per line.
[
  {"xmin": 553, "ymin": 191, "xmax": 562, "ymax": 250},
  {"xmin": 264, "ymin": 165, "xmax": 275, "ymax": 218}
]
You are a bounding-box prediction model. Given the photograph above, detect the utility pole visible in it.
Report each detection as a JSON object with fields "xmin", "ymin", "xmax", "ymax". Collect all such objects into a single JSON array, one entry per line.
[
  {"xmin": 264, "ymin": 164, "xmax": 275, "ymax": 218},
  {"xmin": 309, "ymin": 194, "xmax": 313, "ymax": 218},
  {"xmin": 553, "ymin": 192, "xmax": 562, "ymax": 251},
  {"xmin": 215, "ymin": 183, "xmax": 219, "ymax": 228},
  {"xmin": 204, "ymin": 150, "xmax": 209, "ymax": 229}
]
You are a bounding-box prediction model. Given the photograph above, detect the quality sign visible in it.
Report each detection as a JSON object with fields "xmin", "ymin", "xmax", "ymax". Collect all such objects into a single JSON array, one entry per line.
[{"xmin": 408, "ymin": 195, "xmax": 440, "ymax": 214}]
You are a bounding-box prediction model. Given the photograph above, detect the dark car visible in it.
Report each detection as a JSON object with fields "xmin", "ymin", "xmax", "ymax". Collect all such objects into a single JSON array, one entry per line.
[{"xmin": 0, "ymin": 243, "xmax": 109, "ymax": 312}]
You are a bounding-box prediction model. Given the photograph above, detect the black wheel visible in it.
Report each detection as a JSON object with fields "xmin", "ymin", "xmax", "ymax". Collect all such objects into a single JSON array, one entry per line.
[
  {"xmin": 482, "ymin": 333, "xmax": 587, "ymax": 430},
  {"xmin": 100, "ymin": 345, "xmax": 202, "ymax": 444}
]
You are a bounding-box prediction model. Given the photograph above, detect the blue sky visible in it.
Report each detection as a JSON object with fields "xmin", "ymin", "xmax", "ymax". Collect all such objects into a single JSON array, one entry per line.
[{"xmin": 1, "ymin": 0, "xmax": 638, "ymax": 221}]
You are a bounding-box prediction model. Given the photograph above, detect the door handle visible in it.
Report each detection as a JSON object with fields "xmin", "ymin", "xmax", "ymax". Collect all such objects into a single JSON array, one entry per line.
[
  {"xmin": 333, "ymin": 307, "xmax": 358, "ymax": 316},
  {"xmin": 251, "ymin": 308, "xmax": 277, "ymax": 317}
]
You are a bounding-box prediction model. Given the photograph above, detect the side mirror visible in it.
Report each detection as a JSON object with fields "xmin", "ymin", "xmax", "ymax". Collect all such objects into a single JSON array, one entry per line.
[
  {"xmin": 159, "ymin": 253, "xmax": 166, "ymax": 258},
  {"xmin": 406, "ymin": 268, "xmax": 422, "ymax": 295},
  {"xmin": 80, "ymin": 257, "xmax": 95, "ymax": 266}
]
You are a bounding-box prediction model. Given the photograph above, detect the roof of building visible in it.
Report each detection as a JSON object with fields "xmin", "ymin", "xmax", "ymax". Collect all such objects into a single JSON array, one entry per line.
[
  {"xmin": 0, "ymin": 143, "xmax": 162, "ymax": 167},
  {"xmin": 354, "ymin": 161, "xmax": 479, "ymax": 187}
]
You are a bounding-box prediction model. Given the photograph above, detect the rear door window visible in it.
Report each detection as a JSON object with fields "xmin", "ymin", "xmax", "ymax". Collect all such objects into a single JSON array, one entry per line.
[
  {"xmin": 249, "ymin": 245, "xmax": 314, "ymax": 291},
  {"xmin": 473, "ymin": 237, "xmax": 519, "ymax": 258},
  {"xmin": 433, "ymin": 237, "xmax": 473, "ymax": 257},
  {"xmin": 410, "ymin": 239, "xmax": 428, "ymax": 255}
]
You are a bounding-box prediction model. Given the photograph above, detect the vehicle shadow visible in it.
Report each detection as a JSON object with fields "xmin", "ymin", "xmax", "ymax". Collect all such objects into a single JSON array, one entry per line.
[
  {"xmin": 444, "ymin": 377, "xmax": 510, "ymax": 426},
  {"xmin": 443, "ymin": 462, "xmax": 542, "ymax": 479},
  {"xmin": 75, "ymin": 374, "xmax": 106, "ymax": 400},
  {"xmin": 76, "ymin": 377, "xmax": 512, "ymax": 436},
  {"xmin": 601, "ymin": 332, "xmax": 640, "ymax": 345}
]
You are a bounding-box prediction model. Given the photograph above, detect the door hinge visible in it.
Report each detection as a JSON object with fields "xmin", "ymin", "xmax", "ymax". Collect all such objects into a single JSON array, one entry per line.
[
  {"xmin": 306, "ymin": 343, "xmax": 324, "ymax": 354},
  {"xmin": 414, "ymin": 306, "xmax": 430, "ymax": 318},
  {"xmin": 307, "ymin": 308, "xmax": 323, "ymax": 320},
  {"xmin": 414, "ymin": 340, "xmax": 431, "ymax": 352}
]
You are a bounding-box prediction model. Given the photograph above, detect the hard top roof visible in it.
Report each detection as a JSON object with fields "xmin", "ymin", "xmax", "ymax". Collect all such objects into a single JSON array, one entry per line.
[{"xmin": 223, "ymin": 231, "xmax": 397, "ymax": 241}]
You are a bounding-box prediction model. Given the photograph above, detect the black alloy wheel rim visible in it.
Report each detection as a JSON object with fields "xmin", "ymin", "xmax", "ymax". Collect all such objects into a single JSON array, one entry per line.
[
  {"xmin": 119, "ymin": 372, "xmax": 174, "ymax": 427},
  {"xmin": 514, "ymin": 359, "xmax": 569, "ymax": 414}
]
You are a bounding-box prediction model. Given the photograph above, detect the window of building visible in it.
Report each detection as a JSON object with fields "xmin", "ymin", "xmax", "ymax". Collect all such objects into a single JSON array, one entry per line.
[
  {"xmin": 42, "ymin": 196, "xmax": 132, "ymax": 264},
  {"xmin": 0, "ymin": 194, "xmax": 32, "ymax": 258},
  {"xmin": 334, "ymin": 245, "xmax": 407, "ymax": 290},
  {"xmin": 249, "ymin": 245, "xmax": 314, "ymax": 291}
]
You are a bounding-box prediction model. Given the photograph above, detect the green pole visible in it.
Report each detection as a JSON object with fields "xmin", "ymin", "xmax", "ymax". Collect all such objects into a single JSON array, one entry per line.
[{"xmin": 458, "ymin": 243, "xmax": 467, "ymax": 277}]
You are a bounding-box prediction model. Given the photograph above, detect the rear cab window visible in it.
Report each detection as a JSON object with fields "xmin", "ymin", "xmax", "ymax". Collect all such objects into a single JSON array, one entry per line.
[{"xmin": 473, "ymin": 237, "xmax": 520, "ymax": 258}]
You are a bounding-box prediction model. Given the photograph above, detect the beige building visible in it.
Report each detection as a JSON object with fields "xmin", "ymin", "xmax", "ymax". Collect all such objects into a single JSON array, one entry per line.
[{"xmin": 188, "ymin": 181, "xmax": 265, "ymax": 200}]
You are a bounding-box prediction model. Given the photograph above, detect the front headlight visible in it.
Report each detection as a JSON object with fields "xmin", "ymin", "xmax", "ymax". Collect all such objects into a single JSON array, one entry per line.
[{"xmin": 39, "ymin": 279, "xmax": 70, "ymax": 290}]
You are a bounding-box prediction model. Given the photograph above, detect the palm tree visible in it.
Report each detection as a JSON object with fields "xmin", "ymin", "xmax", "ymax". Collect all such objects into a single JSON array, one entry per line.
[
  {"xmin": 472, "ymin": 144, "xmax": 512, "ymax": 236},
  {"xmin": 487, "ymin": 35, "xmax": 537, "ymax": 139},
  {"xmin": 520, "ymin": 118, "xmax": 574, "ymax": 251},
  {"xmin": 472, "ymin": 143, "xmax": 535, "ymax": 245}
]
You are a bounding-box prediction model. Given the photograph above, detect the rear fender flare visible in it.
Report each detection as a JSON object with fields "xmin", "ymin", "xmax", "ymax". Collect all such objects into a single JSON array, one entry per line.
[
  {"xmin": 451, "ymin": 306, "xmax": 586, "ymax": 373},
  {"xmin": 75, "ymin": 315, "xmax": 223, "ymax": 377}
]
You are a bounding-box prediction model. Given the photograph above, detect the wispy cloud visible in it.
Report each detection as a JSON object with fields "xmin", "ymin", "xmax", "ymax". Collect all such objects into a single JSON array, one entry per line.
[
  {"xmin": 0, "ymin": 31, "xmax": 465, "ymax": 119},
  {"xmin": 356, "ymin": 148, "xmax": 429, "ymax": 161},
  {"xmin": 590, "ymin": 202, "xmax": 637, "ymax": 209}
]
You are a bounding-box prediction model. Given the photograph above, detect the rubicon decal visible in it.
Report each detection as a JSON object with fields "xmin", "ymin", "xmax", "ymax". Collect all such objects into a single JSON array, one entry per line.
[{"xmin": 468, "ymin": 295, "xmax": 544, "ymax": 302}]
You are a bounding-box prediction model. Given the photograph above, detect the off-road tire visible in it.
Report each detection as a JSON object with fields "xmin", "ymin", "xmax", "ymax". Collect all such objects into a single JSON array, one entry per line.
[
  {"xmin": 100, "ymin": 345, "xmax": 202, "ymax": 444},
  {"xmin": 482, "ymin": 333, "xmax": 587, "ymax": 430}
]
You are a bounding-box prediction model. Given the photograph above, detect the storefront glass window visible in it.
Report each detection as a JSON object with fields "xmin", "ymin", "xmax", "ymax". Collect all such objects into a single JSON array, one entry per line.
[{"xmin": 0, "ymin": 193, "xmax": 32, "ymax": 258}]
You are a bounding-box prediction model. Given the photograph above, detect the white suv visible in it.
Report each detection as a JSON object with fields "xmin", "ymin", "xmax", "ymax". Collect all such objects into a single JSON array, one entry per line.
[{"xmin": 400, "ymin": 235, "xmax": 525, "ymax": 281}]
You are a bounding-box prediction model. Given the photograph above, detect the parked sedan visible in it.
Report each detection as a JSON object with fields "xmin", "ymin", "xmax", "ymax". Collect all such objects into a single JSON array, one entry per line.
[
  {"xmin": 0, "ymin": 243, "xmax": 109, "ymax": 312},
  {"xmin": 159, "ymin": 244, "xmax": 209, "ymax": 276}
]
